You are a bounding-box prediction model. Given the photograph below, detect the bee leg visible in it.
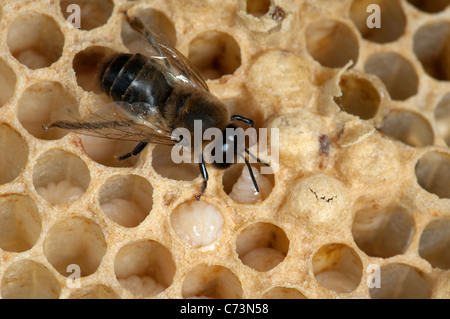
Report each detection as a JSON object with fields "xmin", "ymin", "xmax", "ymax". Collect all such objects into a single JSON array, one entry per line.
[
  {"xmin": 245, "ymin": 148, "xmax": 270, "ymax": 167},
  {"xmin": 231, "ymin": 115, "xmax": 255, "ymax": 128},
  {"xmin": 195, "ymin": 154, "xmax": 208, "ymax": 200},
  {"xmin": 240, "ymin": 153, "xmax": 260, "ymax": 193},
  {"xmin": 117, "ymin": 142, "xmax": 148, "ymax": 161}
]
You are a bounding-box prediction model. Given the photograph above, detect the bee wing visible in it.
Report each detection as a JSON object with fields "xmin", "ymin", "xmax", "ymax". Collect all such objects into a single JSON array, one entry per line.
[
  {"xmin": 46, "ymin": 101, "xmax": 176, "ymax": 145},
  {"xmin": 125, "ymin": 13, "xmax": 210, "ymax": 92}
]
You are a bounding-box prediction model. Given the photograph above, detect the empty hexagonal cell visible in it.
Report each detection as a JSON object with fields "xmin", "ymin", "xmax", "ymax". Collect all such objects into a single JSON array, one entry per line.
[
  {"xmin": 261, "ymin": 287, "xmax": 307, "ymax": 299},
  {"xmin": 188, "ymin": 31, "xmax": 241, "ymax": 80},
  {"xmin": 181, "ymin": 265, "xmax": 243, "ymax": 299},
  {"xmin": 121, "ymin": 8, "xmax": 176, "ymax": 55},
  {"xmin": 60, "ymin": 0, "xmax": 114, "ymax": 31},
  {"xmin": 43, "ymin": 216, "xmax": 106, "ymax": 277},
  {"xmin": 305, "ymin": 20, "xmax": 359, "ymax": 68},
  {"xmin": 350, "ymin": 0, "xmax": 406, "ymax": 44},
  {"xmin": 352, "ymin": 205, "xmax": 415, "ymax": 258},
  {"xmin": 0, "ymin": 58, "xmax": 16, "ymax": 108},
  {"xmin": 236, "ymin": 222, "xmax": 288, "ymax": 272},
  {"xmin": 413, "ymin": 21, "xmax": 450, "ymax": 81},
  {"xmin": 33, "ymin": 150, "xmax": 90, "ymax": 204},
  {"xmin": 73, "ymin": 46, "xmax": 117, "ymax": 93},
  {"xmin": 1, "ymin": 260, "xmax": 61, "ymax": 299},
  {"xmin": 98, "ymin": 174, "xmax": 153, "ymax": 227},
  {"xmin": 334, "ymin": 74, "xmax": 380, "ymax": 120},
  {"xmin": 365, "ymin": 52, "xmax": 419, "ymax": 100},
  {"xmin": 435, "ymin": 93, "xmax": 450, "ymax": 147},
  {"xmin": 171, "ymin": 200, "xmax": 224, "ymax": 248},
  {"xmin": 246, "ymin": 0, "xmax": 271, "ymax": 17},
  {"xmin": 0, "ymin": 194, "xmax": 41, "ymax": 253},
  {"xmin": 0, "ymin": 124, "xmax": 28, "ymax": 185},
  {"xmin": 68, "ymin": 285, "xmax": 119, "ymax": 299},
  {"xmin": 381, "ymin": 110, "xmax": 434, "ymax": 147},
  {"xmin": 369, "ymin": 263, "xmax": 432, "ymax": 299},
  {"xmin": 312, "ymin": 244, "xmax": 363, "ymax": 293},
  {"xmin": 419, "ymin": 218, "xmax": 450, "ymax": 270},
  {"xmin": 415, "ymin": 151, "xmax": 450, "ymax": 199},
  {"xmin": 114, "ymin": 240, "xmax": 176, "ymax": 297},
  {"xmin": 223, "ymin": 164, "xmax": 274, "ymax": 204},
  {"xmin": 7, "ymin": 13, "xmax": 64, "ymax": 69},
  {"xmin": 407, "ymin": 0, "xmax": 450, "ymax": 13},
  {"xmin": 18, "ymin": 81, "xmax": 78, "ymax": 140},
  {"xmin": 152, "ymin": 145, "xmax": 199, "ymax": 181}
]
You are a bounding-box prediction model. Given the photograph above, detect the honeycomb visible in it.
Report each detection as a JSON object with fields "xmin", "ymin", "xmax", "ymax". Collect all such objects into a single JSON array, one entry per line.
[{"xmin": 0, "ymin": 0, "xmax": 449, "ymax": 299}]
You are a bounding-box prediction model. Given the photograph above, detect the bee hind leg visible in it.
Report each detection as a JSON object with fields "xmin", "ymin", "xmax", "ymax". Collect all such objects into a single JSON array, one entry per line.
[{"xmin": 117, "ymin": 142, "xmax": 148, "ymax": 161}]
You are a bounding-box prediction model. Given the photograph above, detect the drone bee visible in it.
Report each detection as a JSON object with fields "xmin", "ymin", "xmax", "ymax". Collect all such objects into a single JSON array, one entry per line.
[{"xmin": 45, "ymin": 12, "xmax": 268, "ymax": 199}]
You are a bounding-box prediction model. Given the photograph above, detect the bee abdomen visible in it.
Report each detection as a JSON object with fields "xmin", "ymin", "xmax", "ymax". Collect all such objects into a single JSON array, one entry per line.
[{"xmin": 100, "ymin": 53, "xmax": 173, "ymax": 107}]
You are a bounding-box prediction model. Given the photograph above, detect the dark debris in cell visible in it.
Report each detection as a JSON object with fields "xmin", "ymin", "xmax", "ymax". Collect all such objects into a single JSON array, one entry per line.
[
  {"xmin": 319, "ymin": 134, "xmax": 331, "ymax": 156},
  {"xmin": 270, "ymin": 6, "xmax": 286, "ymax": 22}
]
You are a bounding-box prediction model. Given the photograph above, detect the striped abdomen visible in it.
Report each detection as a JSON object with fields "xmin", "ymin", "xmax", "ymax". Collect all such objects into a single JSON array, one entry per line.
[{"xmin": 100, "ymin": 53, "xmax": 174, "ymax": 108}]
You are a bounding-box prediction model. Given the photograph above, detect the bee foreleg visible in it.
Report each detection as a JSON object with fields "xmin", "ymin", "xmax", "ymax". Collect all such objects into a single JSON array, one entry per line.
[
  {"xmin": 116, "ymin": 142, "xmax": 148, "ymax": 161},
  {"xmin": 195, "ymin": 154, "xmax": 208, "ymax": 200},
  {"xmin": 241, "ymin": 153, "xmax": 260, "ymax": 194},
  {"xmin": 231, "ymin": 115, "xmax": 255, "ymax": 128},
  {"xmin": 245, "ymin": 148, "xmax": 270, "ymax": 167}
]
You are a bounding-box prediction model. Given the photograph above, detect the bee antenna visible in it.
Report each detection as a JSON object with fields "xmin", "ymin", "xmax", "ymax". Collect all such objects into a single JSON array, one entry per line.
[
  {"xmin": 240, "ymin": 154, "xmax": 260, "ymax": 194},
  {"xmin": 244, "ymin": 148, "xmax": 270, "ymax": 167}
]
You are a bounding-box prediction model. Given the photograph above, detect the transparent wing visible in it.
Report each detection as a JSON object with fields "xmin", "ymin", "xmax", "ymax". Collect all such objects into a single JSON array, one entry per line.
[
  {"xmin": 125, "ymin": 12, "xmax": 210, "ymax": 92},
  {"xmin": 45, "ymin": 101, "xmax": 177, "ymax": 145}
]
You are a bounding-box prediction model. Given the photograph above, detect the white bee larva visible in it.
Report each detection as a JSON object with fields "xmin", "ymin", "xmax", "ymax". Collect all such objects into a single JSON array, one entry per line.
[
  {"xmin": 36, "ymin": 180, "xmax": 85, "ymax": 204},
  {"xmin": 170, "ymin": 201, "xmax": 224, "ymax": 248},
  {"xmin": 119, "ymin": 275, "xmax": 165, "ymax": 297}
]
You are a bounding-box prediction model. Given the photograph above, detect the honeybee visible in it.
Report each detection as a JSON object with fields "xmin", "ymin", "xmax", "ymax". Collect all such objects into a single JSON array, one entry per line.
[{"xmin": 45, "ymin": 12, "xmax": 268, "ymax": 199}]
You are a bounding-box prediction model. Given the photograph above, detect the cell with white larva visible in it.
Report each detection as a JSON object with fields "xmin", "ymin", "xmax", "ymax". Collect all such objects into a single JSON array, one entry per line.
[
  {"xmin": 170, "ymin": 201, "xmax": 224, "ymax": 248},
  {"xmin": 228, "ymin": 165, "xmax": 273, "ymax": 204}
]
